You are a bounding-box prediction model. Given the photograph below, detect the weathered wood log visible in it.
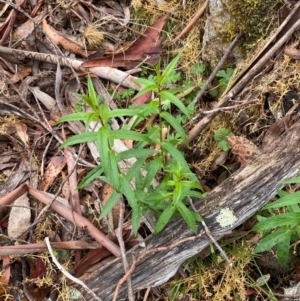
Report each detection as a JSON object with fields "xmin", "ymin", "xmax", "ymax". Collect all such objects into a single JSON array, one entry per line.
[{"xmin": 75, "ymin": 119, "xmax": 300, "ymax": 301}]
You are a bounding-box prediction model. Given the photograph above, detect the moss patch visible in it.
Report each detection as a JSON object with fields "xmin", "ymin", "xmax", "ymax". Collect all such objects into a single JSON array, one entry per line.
[{"xmin": 222, "ymin": 0, "xmax": 281, "ymax": 52}]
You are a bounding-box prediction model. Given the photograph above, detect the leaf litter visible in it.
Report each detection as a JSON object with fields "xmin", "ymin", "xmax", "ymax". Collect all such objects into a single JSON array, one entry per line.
[{"xmin": 0, "ymin": 0, "xmax": 299, "ymax": 300}]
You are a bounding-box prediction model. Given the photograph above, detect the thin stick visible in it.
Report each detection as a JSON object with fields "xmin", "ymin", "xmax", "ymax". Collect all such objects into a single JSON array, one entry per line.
[
  {"xmin": 188, "ymin": 197, "xmax": 232, "ymax": 267},
  {"xmin": 0, "ymin": 240, "xmax": 102, "ymax": 256},
  {"xmin": 201, "ymin": 221, "xmax": 232, "ymax": 267},
  {"xmin": 190, "ymin": 32, "xmax": 244, "ymax": 106},
  {"xmin": 170, "ymin": 0, "xmax": 208, "ymax": 45},
  {"xmin": 143, "ymin": 286, "xmax": 151, "ymax": 301},
  {"xmin": 28, "ymin": 185, "xmax": 121, "ymax": 257},
  {"xmin": 45, "ymin": 237, "xmax": 103, "ymax": 301},
  {"xmin": 113, "ymin": 257, "xmax": 137, "ymax": 301},
  {"xmin": 115, "ymin": 200, "xmax": 134, "ymax": 301},
  {"xmin": 192, "ymin": 99, "xmax": 258, "ymax": 120}
]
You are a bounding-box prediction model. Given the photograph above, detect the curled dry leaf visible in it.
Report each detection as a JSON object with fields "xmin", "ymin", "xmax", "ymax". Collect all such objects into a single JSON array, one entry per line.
[
  {"xmin": 41, "ymin": 156, "xmax": 67, "ymax": 191},
  {"xmin": 81, "ymin": 14, "xmax": 168, "ymax": 69},
  {"xmin": 30, "ymin": 87, "xmax": 56, "ymax": 111},
  {"xmin": 226, "ymin": 136, "xmax": 261, "ymax": 165},
  {"xmin": 13, "ymin": 13, "xmax": 45, "ymax": 41},
  {"xmin": 42, "ymin": 19, "xmax": 94, "ymax": 58},
  {"xmin": 10, "ymin": 66, "xmax": 32, "ymax": 83},
  {"xmin": 14, "ymin": 122, "xmax": 29, "ymax": 146}
]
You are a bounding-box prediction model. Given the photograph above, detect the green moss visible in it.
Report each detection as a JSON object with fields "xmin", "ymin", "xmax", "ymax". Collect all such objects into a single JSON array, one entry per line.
[{"xmin": 221, "ymin": 0, "xmax": 281, "ymax": 53}]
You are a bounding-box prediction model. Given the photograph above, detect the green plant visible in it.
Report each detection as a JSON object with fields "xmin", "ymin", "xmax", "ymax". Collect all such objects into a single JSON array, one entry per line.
[
  {"xmin": 209, "ymin": 67, "xmax": 234, "ymax": 97},
  {"xmin": 190, "ymin": 63, "xmax": 205, "ymax": 75},
  {"xmin": 214, "ymin": 128, "xmax": 234, "ymax": 151},
  {"xmin": 113, "ymin": 88, "xmax": 135, "ymax": 100},
  {"xmin": 56, "ymin": 54, "xmax": 205, "ymax": 234},
  {"xmin": 253, "ymin": 174, "xmax": 300, "ymax": 264},
  {"xmin": 216, "ymin": 68, "xmax": 234, "ymax": 89}
]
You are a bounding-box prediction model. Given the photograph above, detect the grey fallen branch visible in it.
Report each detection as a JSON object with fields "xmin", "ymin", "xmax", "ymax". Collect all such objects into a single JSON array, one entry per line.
[
  {"xmin": 74, "ymin": 118, "xmax": 300, "ymax": 301},
  {"xmin": 0, "ymin": 46, "xmax": 141, "ymax": 90}
]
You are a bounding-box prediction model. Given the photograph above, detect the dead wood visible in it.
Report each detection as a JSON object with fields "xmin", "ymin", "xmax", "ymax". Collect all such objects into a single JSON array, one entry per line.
[{"xmin": 75, "ymin": 119, "xmax": 300, "ymax": 301}]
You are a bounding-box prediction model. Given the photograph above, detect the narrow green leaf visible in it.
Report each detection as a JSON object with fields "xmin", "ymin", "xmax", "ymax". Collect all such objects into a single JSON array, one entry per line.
[
  {"xmin": 256, "ymin": 214, "xmax": 267, "ymax": 222},
  {"xmin": 60, "ymin": 132, "xmax": 98, "ymax": 148},
  {"xmin": 296, "ymin": 225, "xmax": 300, "ymax": 237},
  {"xmin": 143, "ymin": 191, "xmax": 173, "ymax": 204},
  {"xmin": 85, "ymin": 112, "xmax": 97, "ymax": 132},
  {"xmin": 184, "ymin": 190, "xmax": 205, "ymax": 199},
  {"xmin": 264, "ymin": 191, "xmax": 300, "ymax": 209},
  {"xmin": 104, "ymin": 108, "xmax": 142, "ymax": 119},
  {"xmin": 135, "ymin": 101, "xmax": 159, "ymax": 117},
  {"xmin": 74, "ymin": 93, "xmax": 94, "ymax": 109},
  {"xmin": 99, "ymin": 191, "xmax": 122, "ymax": 219},
  {"xmin": 132, "ymin": 165, "xmax": 144, "ymax": 190},
  {"xmin": 132, "ymin": 84, "xmax": 158, "ymax": 100},
  {"xmin": 179, "ymin": 181, "xmax": 203, "ymax": 190},
  {"xmin": 134, "ymin": 77, "xmax": 157, "ymax": 87},
  {"xmin": 279, "ymin": 177, "xmax": 300, "ymax": 184},
  {"xmin": 131, "ymin": 206, "xmax": 144, "ymax": 235},
  {"xmin": 116, "ymin": 149, "xmax": 157, "ymax": 161},
  {"xmin": 161, "ymin": 53, "xmax": 182, "ymax": 85},
  {"xmin": 254, "ymin": 227, "xmax": 291, "ymax": 253},
  {"xmin": 98, "ymin": 103, "xmax": 110, "ymax": 123},
  {"xmin": 162, "ymin": 142, "xmax": 190, "ymax": 172},
  {"xmin": 78, "ymin": 165, "xmax": 103, "ymax": 189},
  {"xmin": 277, "ymin": 229, "xmax": 291, "ymax": 265},
  {"xmin": 177, "ymin": 202, "xmax": 198, "ymax": 233},
  {"xmin": 97, "ymin": 127, "xmax": 109, "ymax": 172},
  {"xmin": 173, "ymin": 182, "xmax": 183, "ymax": 204},
  {"xmin": 56, "ymin": 112, "xmax": 98, "ymax": 124},
  {"xmin": 126, "ymin": 156, "xmax": 148, "ymax": 182},
  {"xmin": 119, "ymin": 174, "xmax": 137, "ymax": 212},
  {"xmin": 161, "ymin": 111, "xmax": 188, "ymax": 145},
  {"xmin": 160, "ymin": 90, "xmax": 190, "ymax": 118},
  {"xmin": 87, "ymin": 75, "xmax": 99, "ymax": 109},
  {"xmin": 111, "ymin": 129, "xmax": 150, "ymax": 142},
  {"xmin": 107, "ymin": 150, "xmax": 120, "ymax": 190},
  {"xmin": 154, "ymin": 204, "xmax": 176, "ymax": 233},
  {"xmin": 143, "ymin": 156, "xmax": 163, "ymax": 189},
  {"xmin": 191, "ymin": 210, "xmax": 203, "ymax": 222},
  {"xmin": 253, "ymin": 212, "xmax": 300, "ymax": 231},
  {"xmin": 277, "ymin": 189, "xmax": 288, "ymax": 198}
]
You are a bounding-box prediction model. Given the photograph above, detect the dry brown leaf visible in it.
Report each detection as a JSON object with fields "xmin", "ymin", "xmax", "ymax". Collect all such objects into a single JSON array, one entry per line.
[
  {"xmin": 41, "ymin": 156, "xmax": 67, "ymax": 191},
  {"xmin": 226, "ymin": 136, "xmax": 261, "ymax": 165},
  {"xmin": 13, "ymin": 13, "xmax": 45, "ymax": 41},
  {"xmin": 30, "ymin": 86, "xmax": 56, "ymax": 111},
  {"xmin": 8, "ymin": 192, "xmax": 31, "ymax": 239},
  {"xmin": 101, "ymin": 183, "xmax": 120, "ymax": 231},
  {"xmin": 0, "ymin": 256, "xmax": 10, "ymax": 290},
  {"xmin": 81, "ymin": 14, "xmax": 168, "ymax": 69},
  {"xmin": 0, "ymin": 159, "xmax": 28, "ymax": 198},
  {"xmin": 0, "ymin": 8, "xmax": 17, "ymax": 45},
  {"xmin": 10, "ymin": 66, "xmax": 32, "ymax": 83},
  {"xmin": 61, "ymin": 171, "xmax": 70, "ymax": 201},
  {"xmin": 14, "ymin": 122, "xmax": 29, "ymax": 146},
  {"xmin": 42, "ymin": 19, "xmax": 94, "ymax": 58}
]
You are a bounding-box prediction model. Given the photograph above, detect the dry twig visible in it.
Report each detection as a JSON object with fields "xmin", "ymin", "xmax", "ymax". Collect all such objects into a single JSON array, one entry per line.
[
  {"xmin": 45, "ymin": 237, "xmax": 103, "ymax": 301},
  {"xmin": 170, "ymin": 0, "xmax": 208, "ymax": 45}
]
